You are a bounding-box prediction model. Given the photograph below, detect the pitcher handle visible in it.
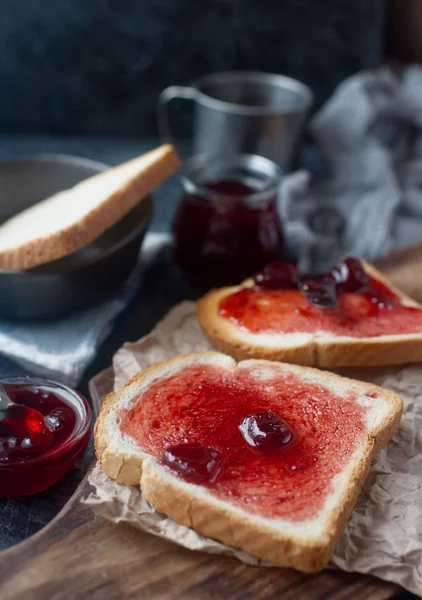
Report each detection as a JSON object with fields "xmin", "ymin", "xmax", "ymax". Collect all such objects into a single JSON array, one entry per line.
[{"xmin": 157, "ymin": 85, "xmax": 196, "ymax": 147}]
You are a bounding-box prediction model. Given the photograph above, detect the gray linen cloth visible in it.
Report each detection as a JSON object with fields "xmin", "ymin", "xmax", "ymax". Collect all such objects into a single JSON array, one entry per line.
[
  {"xmin": 2, "ymin": 65, "xmax": 422, "ymax": 383},
  {"xmin": 283, "ymin": 65, "xmax": 422, "ymax": 271},
  {"xmin": 0, "ymin": 233, "xmax": 167, "ymax": 385}
]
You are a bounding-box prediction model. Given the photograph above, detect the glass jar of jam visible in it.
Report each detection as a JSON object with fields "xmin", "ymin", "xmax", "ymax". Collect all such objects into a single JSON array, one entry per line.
[{"xmin": 172, "ymin": 154, "xmax": 284, "ymax": 290}]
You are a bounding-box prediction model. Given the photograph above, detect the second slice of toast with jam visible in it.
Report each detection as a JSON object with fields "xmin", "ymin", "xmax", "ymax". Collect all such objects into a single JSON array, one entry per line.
[{"xmin": 197, "ymin": 258, "xmax": 422, "ymax": 367}]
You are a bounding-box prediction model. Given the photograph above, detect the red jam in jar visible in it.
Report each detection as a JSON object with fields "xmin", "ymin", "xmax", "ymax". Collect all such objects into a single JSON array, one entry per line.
[
  {"xmin": 0, "ymin": 377, "xmax": 91, "ymax": 497},
  {"xmin": 172, "ymin": 154, "xmax": 284, "ymax": 289}
]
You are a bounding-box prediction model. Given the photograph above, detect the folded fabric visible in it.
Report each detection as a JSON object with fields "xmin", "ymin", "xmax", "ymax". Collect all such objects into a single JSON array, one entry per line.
[
  {"xmin": 282, "ymin": 66, "xmax": 422, "ymax": 271},
  {"xmin": 0, "ymin": 232, "xmax": 168, "ymax": 386}
]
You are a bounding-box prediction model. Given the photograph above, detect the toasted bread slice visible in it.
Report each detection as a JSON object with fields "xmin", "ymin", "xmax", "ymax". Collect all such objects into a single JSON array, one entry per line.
[
  {"xmin": 95, "ymin": 351, "xmax": 402, "ymax": 572},
  {"xmin": 197, "ymin": 262, "xmax": 422, "ymax": 368},
  {"xmin": 0, "ymin": 144, "xmax": 180, "ymax": 270}
]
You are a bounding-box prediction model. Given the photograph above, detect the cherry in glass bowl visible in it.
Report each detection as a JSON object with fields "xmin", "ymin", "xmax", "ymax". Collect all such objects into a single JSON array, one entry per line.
[{"xmin": 0, "ymin": 376, "xmax": 91, "ymax": 497}]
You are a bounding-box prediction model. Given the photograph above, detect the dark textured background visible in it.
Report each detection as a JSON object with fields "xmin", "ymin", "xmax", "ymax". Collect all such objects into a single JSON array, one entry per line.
[{"xmin": 0, "ymin": 0, "xmax": 384, "ymax": 135}]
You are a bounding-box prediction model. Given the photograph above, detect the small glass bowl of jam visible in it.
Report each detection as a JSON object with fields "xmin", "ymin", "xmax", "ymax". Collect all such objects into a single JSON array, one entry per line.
[
  {"xmin": 0, "ymin": 376, "xmax": 91, "ymax": 497},
  {"xmin": 172, "ymin": 153, "xmax": 284, "ymax": 290}
]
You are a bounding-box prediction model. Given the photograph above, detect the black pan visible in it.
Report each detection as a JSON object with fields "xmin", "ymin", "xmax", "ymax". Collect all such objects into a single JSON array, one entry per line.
[{"xmin": 0, "ymin": 155, "xmax": 153, "ymax": 321}]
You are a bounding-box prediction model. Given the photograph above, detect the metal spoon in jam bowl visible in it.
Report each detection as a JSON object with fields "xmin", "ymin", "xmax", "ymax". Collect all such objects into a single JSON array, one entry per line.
[{"xmin": 0, "ymin": 383, "xmax": 54, "ymax": 458}]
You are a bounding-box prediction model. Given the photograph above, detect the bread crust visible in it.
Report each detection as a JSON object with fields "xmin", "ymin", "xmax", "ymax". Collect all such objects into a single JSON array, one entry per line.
[
  {"xmin": 141, "ymin": 445, "xmax": 370, "ymax": 573},
  {"xmin": 0, "ymin": 144, "xmax": 180, "ymax": 270},
  {"xmin": 197, "ymin": 262, "xmax": 422, "ymax": 368},
  {"xmin": 94, "ymin": 352, "xmax": 403, "ymax": 573},
  {"xmin": 94, "ymin": 352, "xmax": 230, "ymax": 485}
]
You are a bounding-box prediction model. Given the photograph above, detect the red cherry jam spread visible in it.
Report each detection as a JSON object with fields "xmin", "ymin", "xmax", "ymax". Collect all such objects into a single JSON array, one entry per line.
[
  {"xmin": 0, "ymin": 378, "xmax": 91, "ymax": 497},
  {"xmin": 219, "ymin": 257, "xmax": 422, "ymax": 338},
  {"xmin": 120, "ymin": 363, "xmax": 368, "ymax": 521},
  {"xmin": 173, "ymin": 178, "xmax": 284, "ymax": 289}
]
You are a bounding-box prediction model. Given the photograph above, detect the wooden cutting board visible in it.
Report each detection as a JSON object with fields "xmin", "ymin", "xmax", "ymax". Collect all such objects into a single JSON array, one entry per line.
[{"xmin": 1, "ymin": 244, "xmax": 421, "ymax": 600}]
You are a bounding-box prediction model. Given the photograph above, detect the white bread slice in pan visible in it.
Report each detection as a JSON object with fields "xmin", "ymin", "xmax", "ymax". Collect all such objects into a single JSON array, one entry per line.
[
  {"xmin": 95, "ymin": 352, "xmax": 402, "ymax": 573},
  {"xmin": 197, "ymin": 262, "xmax": 422, "ymax": 368},
  {"xmin": 0, "ymin": 144, "xmax": 180, "ymax": 270}
]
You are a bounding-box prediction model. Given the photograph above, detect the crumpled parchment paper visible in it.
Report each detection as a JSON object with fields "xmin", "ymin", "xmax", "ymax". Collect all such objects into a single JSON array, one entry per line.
[{"xmin": 85, "ymin": 301, "xmax": 422, "ymax": 596}]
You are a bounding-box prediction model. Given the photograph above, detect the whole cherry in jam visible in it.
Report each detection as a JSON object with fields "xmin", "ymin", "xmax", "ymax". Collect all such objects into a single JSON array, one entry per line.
[
  {"xmin": 162, "ymin": 443, "xmax": 223, "ymax": 484},
  {"xmin": 239, "ymin": 411, "xmax": 295, "ymax": 453},
  {"xmin": 0, "ymin": 386, "xmax": 54, "ymax": 459},
  {"xmin": 253, "ymin": 261, "xmax": 298, "ymax": 290},
  {"xmin": 333, "ymin": 258, "xmax": 394, "ymax": 310},
  {"xmin": 332, "ymin": 257, "xmax": 369, "ymax": 293},
  {"xmin": 297, "ymin": 274, "xmax": 338, "ymax": 308}
]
